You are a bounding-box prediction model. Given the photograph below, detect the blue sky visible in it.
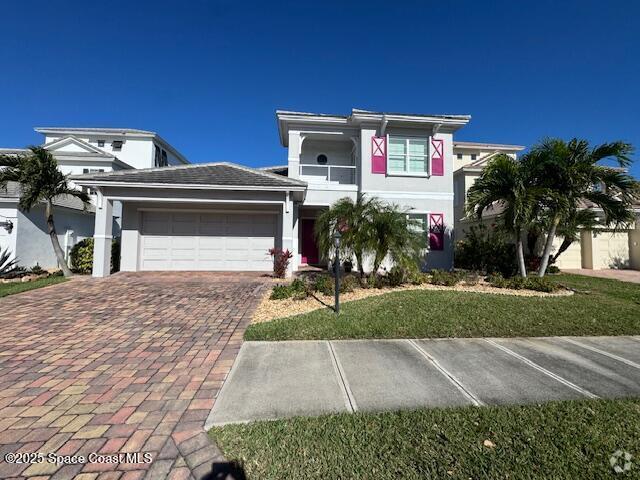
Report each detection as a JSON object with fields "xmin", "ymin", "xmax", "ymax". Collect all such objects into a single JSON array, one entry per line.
[{"xmin": 1, "ymin": 0, "xmax": 638, "ymax": 177}]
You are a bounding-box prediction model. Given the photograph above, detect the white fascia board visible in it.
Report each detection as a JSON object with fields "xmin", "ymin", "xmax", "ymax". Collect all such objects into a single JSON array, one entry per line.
[
  {"xmin": 277, "ymin": 114, "xmax": 350, "ymax": 146},
  {"xmin": 454, "ymin": 143, "xmax": 526, "ymax": 151},
  {"xmin": 73, "ymin": 181, "xmax": 307, "ymax": 192}
]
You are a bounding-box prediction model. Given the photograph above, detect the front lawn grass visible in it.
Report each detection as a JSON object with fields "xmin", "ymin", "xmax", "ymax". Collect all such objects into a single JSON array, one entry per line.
[
  {"xmin": 0, "ymin": 275, "xmax": 67, "ymax": 298},
  {"xmin": 210, "ymin": 398, "xmax": 640, "ymax": 480},
  {"xmin": 245, "ymin": 274, "xmax": 640, "ymax": 340}
]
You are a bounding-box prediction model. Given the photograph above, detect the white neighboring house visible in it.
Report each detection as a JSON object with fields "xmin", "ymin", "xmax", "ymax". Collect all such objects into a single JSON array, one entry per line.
[
  {"xmin": 453, "ymin": 143, "xmax": 640, "ymax": 271},
  {"xmin": 0, "ymin": 128, "xmax": 189, "ymax": 270},
  {"xmin": 74, "ymin": 108, "xmax": 473, "ymax": 278}
]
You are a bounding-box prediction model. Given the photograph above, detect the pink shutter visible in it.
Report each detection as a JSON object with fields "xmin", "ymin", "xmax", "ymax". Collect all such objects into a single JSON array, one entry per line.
[
  {"xmin": 430, "ymin": 138, "xmax": 444, "ymax": 176},
  {"xmin": 371, "ymin": 136, "xmax": 386, "ymax": 174},
  {"xmin": 429, "ymin": 213, "xmax": 444, "ymax": 250}
]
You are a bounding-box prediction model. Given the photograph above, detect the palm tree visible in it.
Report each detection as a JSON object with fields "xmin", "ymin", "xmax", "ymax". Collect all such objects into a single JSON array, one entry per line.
[
  {"xmin": 369, "ymin": 205, "xmax": 425, "ymax": 274},
  {"xmin": 0, "ymin": 147, "xmax": 90, "ymax": 277},
  {"xmin": 466, "ymin": 154, "xmax": 539, "ymax": 278},
  {"xmin": 314, "ymin": 195, "xmax": 380, "ymax": 279},
  {"xmin": 527, "ymin": 138, "xmax": 636, "ymax": 277}
]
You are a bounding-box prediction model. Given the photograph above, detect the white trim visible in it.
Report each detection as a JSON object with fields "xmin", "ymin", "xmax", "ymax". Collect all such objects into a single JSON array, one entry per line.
[
  {"xmin": 106, "ymin": 196, "xmax": 285, "ymax": 206},
  {"xmin": 76, "ymin": 181, "xmax": 305, "ymax": 192},
  {"xmin": 94, "ymin": 234, "xmax": 113, "ymax": 239},
  {"xmin": 138, "ymin": 207, "xmax": 279, "ymax": 214},
  {"xmin": 364, "ymin": 190, "xmax": 454, "ymax": 200},
  {"xmin": 386, "ymin": 134, "xmax": 430, "ymax": 176}
]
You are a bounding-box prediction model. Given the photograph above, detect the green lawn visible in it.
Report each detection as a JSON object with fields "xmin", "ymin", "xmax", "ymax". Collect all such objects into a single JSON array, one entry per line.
[
  {"xmin": 245, "ymin": 274, "xmax": 640, "ymax": 340},
  {"xmin": 0, "ymin": 275, "xmax": 67, "ymax": 298},
  {"xmin": 210, "ymin": 399, "xmax": 640, "ymax": 480}
]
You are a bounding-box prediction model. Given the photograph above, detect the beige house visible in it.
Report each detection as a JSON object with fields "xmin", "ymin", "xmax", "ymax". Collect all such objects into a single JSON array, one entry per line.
[{"xmin": 452, "ymin": 142, "xmax": 640, "ymax": 271}]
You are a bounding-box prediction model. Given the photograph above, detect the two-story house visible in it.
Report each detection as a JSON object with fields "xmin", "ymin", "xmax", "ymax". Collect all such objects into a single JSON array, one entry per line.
[
  {"xmin": 0, "ymin": 128, "xmax": 188, "ymax": 269},
  {"xmin": 74, "ymin": 108, "xmax": 473, "ymax": 277}
]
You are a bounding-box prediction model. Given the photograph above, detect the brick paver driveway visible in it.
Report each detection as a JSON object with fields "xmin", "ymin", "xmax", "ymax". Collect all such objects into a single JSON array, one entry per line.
[{"xmin": 0, "ymin": 272, "xmax": 267, "ymax": 480}]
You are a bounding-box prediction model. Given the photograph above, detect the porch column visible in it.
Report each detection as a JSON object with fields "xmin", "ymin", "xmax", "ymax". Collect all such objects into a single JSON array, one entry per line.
[
  {"xmin": 282, "ymin": 194, "xmax": 295, "ymax": 277},
  {"xmin": 92, "ymin": 191, "xmax": 113, "ymax": 278},
  {"xmin": 288, "ymin": 131, "xmax": 302, "ymax": 179},
  {"xmin": 120, "ymin": 202, "xmax": 139, "ymax": 272}
]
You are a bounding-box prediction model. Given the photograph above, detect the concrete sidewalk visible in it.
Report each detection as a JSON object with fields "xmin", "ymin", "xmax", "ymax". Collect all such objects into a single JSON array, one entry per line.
[{"xmin": 206, "ymin": 336, "xmax": 640, "ymax": 427}]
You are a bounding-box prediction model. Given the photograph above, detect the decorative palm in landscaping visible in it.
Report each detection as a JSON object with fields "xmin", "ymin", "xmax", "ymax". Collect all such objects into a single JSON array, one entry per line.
[
  {"xmin": 466, "ymin": 139, "xmax": 637, "ymax": 277},
  {"xmin": 525, "ymin": 138, "xmax": 637, "ymax": 276},
  {"xmin": 466, "ymin": 154, "xmax": 539, "ymax": 277},
  {"xmin": 0, "ymin": 147, "xmax": 90, "ymax": 277},
  {"xmin": 314, "ymin": 196, "xmax": 425, "ymax": 279}
]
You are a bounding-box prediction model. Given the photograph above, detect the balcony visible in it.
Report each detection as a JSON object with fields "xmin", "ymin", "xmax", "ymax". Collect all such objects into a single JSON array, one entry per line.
[{"xmin": 299, "ymin": 164, "xmax": 356, "ymax": 185}]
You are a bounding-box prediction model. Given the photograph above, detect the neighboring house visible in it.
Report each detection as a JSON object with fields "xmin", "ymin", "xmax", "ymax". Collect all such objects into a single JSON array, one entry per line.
[
  {"xmin": 453, "ymin": 145, "xmax": 640, "ymax": 271},
  {"xmin": 74, "ymin": 108, "xmax": 472, "ymax": 277},
  {"xmin": 0, "ymin": 128, "xmax": 188, "ymax": 269}
]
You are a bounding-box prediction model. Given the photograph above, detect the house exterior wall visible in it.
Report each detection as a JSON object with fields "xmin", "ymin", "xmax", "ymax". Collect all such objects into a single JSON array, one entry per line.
[
  {"xmin": 0, "ymin": 204, "xmax": 18, "ymax": 263},
  {"xmin": 14, "ymin": 205, "xmax": 94, "ymax": 269}
]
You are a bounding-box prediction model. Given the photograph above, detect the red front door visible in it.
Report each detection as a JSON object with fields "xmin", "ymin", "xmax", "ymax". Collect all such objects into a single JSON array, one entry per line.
[{"xmin": 301, "ymin": 218, "xmax": 319, "ymax": 264}]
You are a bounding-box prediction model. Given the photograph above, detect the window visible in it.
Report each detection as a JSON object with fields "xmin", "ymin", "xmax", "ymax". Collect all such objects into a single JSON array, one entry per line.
[
  {"xmin": 316, "ymin": 154, "xmax": 328, "ymax": 165},
  {"xmin": 97, "ymin": 139, "xmax": 105, "ymax": 147},
  {"xmin": 155, "ymin": 146, "xmax": 168, "ymax": 167},
  {"xmin": 408, "ymin": 213, "xmax": 428, "ymax": 234},
  {"xmin": 470, "ymin": 154, "xmax": 477, "ymax": 161},
  {"xmin": 388, "ymin": 136, "xmax": 428, "ymax": 175},
  {"xmin": 112, "ymin": 140, "xmax": 123, "ymax": 151},
  {"xmin": 457, "ymin": 153, "xmax": 463, "ymax": 160}
]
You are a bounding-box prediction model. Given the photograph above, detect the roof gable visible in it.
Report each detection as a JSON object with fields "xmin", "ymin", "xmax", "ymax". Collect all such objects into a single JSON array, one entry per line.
[{"xmin": 44, "ymin": 136, "xmax": 113, "ymax": 157}]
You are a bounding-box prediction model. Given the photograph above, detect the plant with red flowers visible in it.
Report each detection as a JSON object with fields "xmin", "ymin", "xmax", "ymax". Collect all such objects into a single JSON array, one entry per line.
[{"xmin": 268, "ymin": 248, "xmax": 293, "ymax": 278}]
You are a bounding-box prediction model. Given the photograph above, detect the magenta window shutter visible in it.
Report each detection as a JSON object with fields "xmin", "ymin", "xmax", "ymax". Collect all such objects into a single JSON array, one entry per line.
[
  {"xmin": 430, "ymin": 138, "xmax": 444, "ymax": 176},
  {"xmin": 429, "ymin": 213, "xmax": 444, "ymax": 250},
  {"xmin": 371, "ymin": 136, "xmax": 386, "ymax": 174}
]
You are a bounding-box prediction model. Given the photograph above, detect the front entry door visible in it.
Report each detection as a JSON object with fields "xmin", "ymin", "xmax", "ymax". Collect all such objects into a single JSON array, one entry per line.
[{"xmin": 301, "ymin": 218, "xmax": 319, "ymax": 265}]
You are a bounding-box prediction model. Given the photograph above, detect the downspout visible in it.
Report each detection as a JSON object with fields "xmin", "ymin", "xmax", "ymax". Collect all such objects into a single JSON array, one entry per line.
[{"xmin": 380, "ymin": 115, "xmax": 388, "ymax": 136}]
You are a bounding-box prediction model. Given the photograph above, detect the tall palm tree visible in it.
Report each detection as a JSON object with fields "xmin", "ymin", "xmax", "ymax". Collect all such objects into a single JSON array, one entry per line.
[
  {"xmin": 369, "ymin": 205, "xmax": 424, "ymax": 274},
  {"xmin": 314, "ymin": 195, "xmax": 380, "ymax": 279},
  {"xmin": 466, "ymin": 154, "xmax": 540, "ymax": 278},
  {"xmin": 527, "ymin": 138, "xmax": 636, "ymax": 277},
  {"xmin": 0, "ymin": 147, "xmax": 90, "ymax": 277}
]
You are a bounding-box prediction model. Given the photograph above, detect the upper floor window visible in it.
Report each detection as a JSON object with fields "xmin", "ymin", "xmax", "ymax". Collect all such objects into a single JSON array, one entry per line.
[
  {"xmin": 388, "ymin": 136, "xmax": 428, "ymax": 175},
  {"xmin": 97, "ymin": 140, "xmax": 105, "ymax": 147},
  {"xmin": 470, "ymin": 154, "xmax": 477, "ymax": 161},
  {"xmin": 112, "ymin": 140, "xmax": 123, "ymax": 151},
  {"xmin": 456, "ymin": 153, "xmax": 463, "ymax": 160},
  {"xmin": 154, "ymin": 146, "xmax": 169, "ymax": 167},
  {"xmin": 316, "ymin": 154, "xmax": 328, "ymax": 165}
]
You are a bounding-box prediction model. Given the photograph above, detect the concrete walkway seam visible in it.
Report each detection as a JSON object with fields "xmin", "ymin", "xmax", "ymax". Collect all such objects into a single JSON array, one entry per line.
[
  {"xmin": 407, "ymin": 339, "xmax": 484, "ymax": 407},
  {"xmin": 560, "ymin": 337, "xmax": 640, "ymax": 370},
  {"xmin": 327, "ymin": 341, "xmax": 358, "ymax": 413},
  {"xmin": 484, "ymin": 339, "xmax": 599, "ymax": 399}
]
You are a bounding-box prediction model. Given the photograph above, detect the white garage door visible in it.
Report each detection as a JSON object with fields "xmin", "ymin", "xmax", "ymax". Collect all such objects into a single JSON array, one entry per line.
[
  {"xmin": 552, "ymin": 237, "xmax": 582, "ymax": 269},
  {"xmin": 140, "ymin": 211, "xmax": 276, "ymax": 271},
  {"xmin": 596, "ymin": 232, "xmax": 630, "ymax": 269}
]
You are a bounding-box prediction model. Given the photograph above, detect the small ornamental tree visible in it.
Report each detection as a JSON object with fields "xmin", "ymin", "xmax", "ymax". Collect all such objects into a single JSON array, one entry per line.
[{"xmin": 269, "ymin": 248, "xmax": 293, "ymax": 278}]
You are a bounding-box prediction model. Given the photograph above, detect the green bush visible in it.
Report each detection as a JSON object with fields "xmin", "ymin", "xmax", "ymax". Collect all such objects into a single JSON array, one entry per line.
[
  {"xmin": 270, "ymin": 284, "xmax": 293, "ymax": 300},
  {"xmin": 70, "ymin": 238, "xmax": 121, "ymax": 274},
  {"xmin": 429, "ymin": 269, "xmax": 461, "ymax": 286},
  {"xmin": 313, "ymin": 274, "xmax": 334, "ymax": 296},
  {"xmin": 461, "ymin": 271, "xmax": 480, "ymax": 286},
  {"xmin": 488, "ymin": 274, "xmax": 557, "ymax": 293},
  {"xmin": 455, "ymin": 224, "xmax": 517, "ymax": 277},
  {"xmin": 547, "ymin": 265, "xmax": 561, "ymax": 274},
  {"xmin": 387, "ymin": 266, "xmax": 407, "ymax": 287}
]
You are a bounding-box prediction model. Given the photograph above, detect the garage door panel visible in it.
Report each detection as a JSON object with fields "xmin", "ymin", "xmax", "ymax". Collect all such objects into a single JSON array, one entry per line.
[{"xmin": 140, "ymin": 211, "xmax": 276, "ymax": 271}]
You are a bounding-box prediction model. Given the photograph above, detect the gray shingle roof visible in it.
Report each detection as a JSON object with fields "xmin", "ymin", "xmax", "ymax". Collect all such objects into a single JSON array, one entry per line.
[
  {"xmin": 71, "ymin": 162, "xmax": 307, "ymax": 189},
  {"xmin": 0, "ymin": 181, "xmax": 94, "ymax": 212}
]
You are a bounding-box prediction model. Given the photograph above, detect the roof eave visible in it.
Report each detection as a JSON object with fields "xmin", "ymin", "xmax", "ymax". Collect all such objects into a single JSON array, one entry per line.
[{"xmin": 70, "ymin": 180, "xmax": 307, "ymax": 192}]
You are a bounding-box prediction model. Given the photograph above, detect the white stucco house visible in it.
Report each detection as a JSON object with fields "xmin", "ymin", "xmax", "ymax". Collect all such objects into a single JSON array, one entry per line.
[
  {"xmin": 0, "ymin": 128, "xmax": 188, "ymax": 269},
  {"xmin": 74, "ymin": 108, "xmax": 478, "ymax": 277}
]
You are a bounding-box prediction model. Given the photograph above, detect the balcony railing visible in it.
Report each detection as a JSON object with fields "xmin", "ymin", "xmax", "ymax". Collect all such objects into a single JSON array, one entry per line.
[{"xmin": 299, "ymin": 164, "xmax": 356, "ymax": 185}]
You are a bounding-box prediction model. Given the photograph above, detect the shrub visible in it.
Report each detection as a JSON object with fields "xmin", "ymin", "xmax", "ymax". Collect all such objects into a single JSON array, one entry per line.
[
  {"xmin": 340, "ymin": 274, "xmax": 358, "ymax": 293},
  {"xmin": 30, "ymin": 263, "xmax": 45, "ymax": 275},
  {"xmin": 461, "ymin": 271, "xmax": 480, "ymax": 286},
  {"xmin": 488, "ymin": 274, "xmax": 557, "ymax": 293},
  {"xmin": 313, "ymin": 274, "xmax": 334, "ymax": 296},
  {"xmin": 268, "ymin": 248, "xmax": 293, "ymax": 278},
  {"xmin": 0, "ymin": 248, "xmax": 19, "ymax": 277},
  {"xmin": 455, "ymin": 224, "xmax": 517, "ymax": 277},
  {"xmin": 547, "ymin": 265, "xmax": 560, "ymax": 274},
  {"xmin": 387, "ymin": 266, "xmax": 407, "ymax": 287},
  {"xmin": 270, "ymin": 284, "xmax": 293, "ymax": 300},
  {"xmin": 70, "ymin": 238, "xmax": 121, "ymax": 274},
  {"xmin": 429, "ymin": 269, "xmax": 461, "ymax": 286}
]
